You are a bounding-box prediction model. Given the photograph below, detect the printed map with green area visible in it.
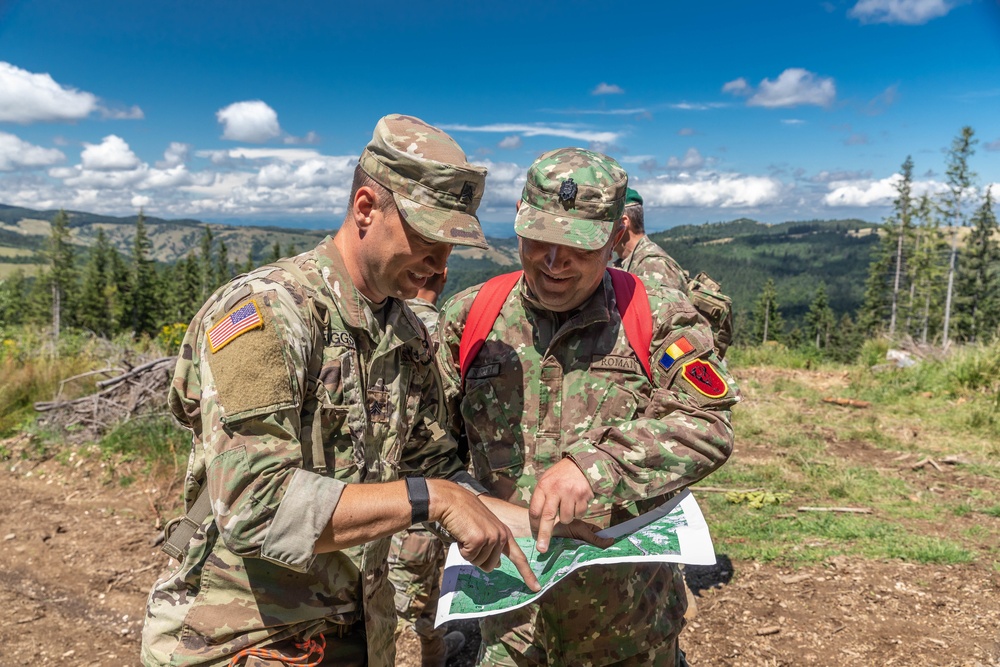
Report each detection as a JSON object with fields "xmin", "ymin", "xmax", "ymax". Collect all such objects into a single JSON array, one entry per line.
[{"xmin": 436, "ymin": 490, "xmax": 716, "ymax": 625}]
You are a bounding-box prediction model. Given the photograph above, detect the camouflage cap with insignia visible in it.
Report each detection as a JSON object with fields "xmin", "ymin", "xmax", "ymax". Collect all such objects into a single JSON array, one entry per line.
[
  {"xmin": 359, "ymin": 114, "xmax": 489, "ymax": 249},
  {"xmin": 514, "ymin": 147, "xmax": 628, "ymax": 250}
]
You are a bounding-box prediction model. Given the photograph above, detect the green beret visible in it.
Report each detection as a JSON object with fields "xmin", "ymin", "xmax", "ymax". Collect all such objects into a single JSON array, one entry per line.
[{"xmin": 625, "ymin": 187, "xmax": 643, "ymax": 207}]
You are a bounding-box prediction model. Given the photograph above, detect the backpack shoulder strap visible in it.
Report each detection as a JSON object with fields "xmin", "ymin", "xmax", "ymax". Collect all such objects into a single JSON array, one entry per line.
[
  {"xmin": 458, "ymin": 271, "xmax": 522, "ymax": 385},
  {"xmin": 607, "ymin": 267, "xmax": 653, "ymax": 382}
]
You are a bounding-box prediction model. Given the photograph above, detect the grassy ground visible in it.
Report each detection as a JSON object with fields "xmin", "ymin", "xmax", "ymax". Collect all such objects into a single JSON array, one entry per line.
[{"xmin": 702, "ymin": 342, "xmax": 1000, "ymax": 571}]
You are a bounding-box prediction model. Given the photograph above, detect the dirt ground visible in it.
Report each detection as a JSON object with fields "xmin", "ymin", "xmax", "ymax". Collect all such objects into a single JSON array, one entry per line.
[{"xmin": 1, "ymin": 434, "xmax": 998, "ymax": 667}]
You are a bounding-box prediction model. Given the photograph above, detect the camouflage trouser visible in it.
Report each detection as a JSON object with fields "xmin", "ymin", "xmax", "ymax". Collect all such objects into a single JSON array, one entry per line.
[
  {"xmin": 388, "ymin": 525, "xmax": 448, "ymax": 666},
  {"xmin": 477, "ymin": 563, "xmax": 687, "ymax": 667}
]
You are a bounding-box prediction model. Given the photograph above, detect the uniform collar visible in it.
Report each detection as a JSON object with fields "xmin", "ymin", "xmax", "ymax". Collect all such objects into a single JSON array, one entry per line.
[{"xmin": 314, "ymin": 236, "xmax": 422, "ymax": 351}]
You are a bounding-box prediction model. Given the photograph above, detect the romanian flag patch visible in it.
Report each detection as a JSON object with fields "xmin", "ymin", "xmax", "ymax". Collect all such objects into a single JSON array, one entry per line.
[
  {"xmin": 681, "ymin": 359, "xmax": 728, "ymax": 398},
  {"xmin": 207, "ymin": 300, "xmax": 263, "ymax": 353},
  {"xmin": 658, "ymin": 335, "xmax": 695, "ymax": 371}
]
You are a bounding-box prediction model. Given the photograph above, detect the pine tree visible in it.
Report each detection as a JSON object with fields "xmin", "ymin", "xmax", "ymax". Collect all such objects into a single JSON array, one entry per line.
[
  {"xmin": 268, "ymin": 241, "xmax": 282, "ymax": 263},
  {"xmin": 888, "ymin": 156, "xmax": 915, "ymax": 335},
  {"xmin": 858, "ymin": 156, "xmax": 915, "ymax": 337},
  {"xmin": 199, "ymin": 226, "xmax": 214, "ymax": 300},
  {"xmin": 108, "ymin": 245, "xmax": 131, "ymax": 334},
  {"xmin": 955, "ymin": 187, "xmax": 1000, "ymax": 342},
  {"xmin": 129, "ymin": 210, "xmax": 158, "ymax": 336},
  {"xmin": 0, "ymin": 270, "xmax": 28, "ymax": 327},
  {"xmin": 906, "ymin": 195, "xmax": 948, "ymax": 344},
  {"xmin": 79, "ymin": 228, "xmax": 113, "ymax": 336},
  {"xmin": 941, "ymin": 126, "xmax": 977, "ymax": 346},
  {"xmin": 42, "ymin": 209, "xmax": 77, "ymax": 341},
  {"xmin": 215, "ymin": 239, "xmax": 230, "ymax": 286},
  {"xmin": 750, "ymin": 278, "xmax": 783, "ymax": 344},
  {"xmin": 805, "ymin": 283, "xmax": 835, "ymax": 350}
]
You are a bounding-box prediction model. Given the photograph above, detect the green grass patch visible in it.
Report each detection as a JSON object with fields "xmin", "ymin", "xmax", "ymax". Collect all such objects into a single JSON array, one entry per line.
[
  {"xmin": 97, "ymin": 415, "xmax": 189, "ymax": 470},
  {"xmin": 709, "ymin": 505, "xmax": 973, "ymax": 565}
]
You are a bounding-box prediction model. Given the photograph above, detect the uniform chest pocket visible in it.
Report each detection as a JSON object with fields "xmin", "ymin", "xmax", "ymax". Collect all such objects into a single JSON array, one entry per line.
[
  {"xmin": 307, "ymin": 350, "xmax": 361, "ymax": 480},
  {"xmin": 576, "ymin": 380, "xmax": 640, "ymax": 435},
  {"xmin": 461, "ymin": 378, "xmax": 525, "ymax": 475}
]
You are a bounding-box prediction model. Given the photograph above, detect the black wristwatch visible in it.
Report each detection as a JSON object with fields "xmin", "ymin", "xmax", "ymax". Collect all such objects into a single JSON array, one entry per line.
[{"xmin": 405, "ymin": 476, "xmax": 430, "ymax": 525}]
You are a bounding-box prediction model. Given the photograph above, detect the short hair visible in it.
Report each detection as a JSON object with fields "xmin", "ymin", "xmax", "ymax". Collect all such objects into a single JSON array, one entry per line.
[
  {"xmin": 623, "ymin": 203, "xmax": 644, "ymax": 233},
  {"xmin": 348, "ymin": 164, "xmax": 395, "ymax": 214}
]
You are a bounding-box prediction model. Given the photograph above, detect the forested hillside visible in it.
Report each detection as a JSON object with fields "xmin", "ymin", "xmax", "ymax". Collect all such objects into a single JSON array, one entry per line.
[{"xmin": 650, "ymin": 218, "xmax": 880, "ymax": 321}]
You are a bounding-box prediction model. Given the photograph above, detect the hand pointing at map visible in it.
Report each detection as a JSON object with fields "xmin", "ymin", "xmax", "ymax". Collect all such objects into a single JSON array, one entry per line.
[{"xmin": 528, "ymin": 458, "xmax": 596, "ymax": 553}]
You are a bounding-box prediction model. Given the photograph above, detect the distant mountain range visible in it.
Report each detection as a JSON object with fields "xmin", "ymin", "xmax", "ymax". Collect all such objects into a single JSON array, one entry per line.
[{"xmin": 0, "ymin": 204, "xmax": 881, "ymax": 323}]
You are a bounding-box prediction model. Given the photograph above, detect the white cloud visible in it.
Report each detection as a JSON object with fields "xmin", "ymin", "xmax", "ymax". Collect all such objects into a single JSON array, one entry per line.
[
  {"xmin": 823, "ymin": 173, "xmax": 947, "ymax": 207},
  {"xmin": 0, "ymin": 132, "xmax": 65, "ymax": 171},
  {"xmin": 0, "ymin": 61, "xmax": 98, "ymax": 123},
  {"xmin": 677, "ymin": 128, "xmax": 697, "ymax": 136},
  {"xmin": 722, "ymin": 78, "xmax": 750, "ymax": 96},
  {"xmin": 542, "ymin": 107, "xmax": 648, "ymax": 116},
  {"xmin": 498, "ymin": 135, "xmax": 522, "ymax": 150},
  {"xmin": 283, "ymin": 130, "xmax": 320, "ymax": 145},
  {"xmin": 470, "ymin": 159, "xmax": 526, "ymax": 211},
  {"xmin": 724, "ymin": 68, "xmax": 836, "ymax": 108},
  {"xmin": 81, "ymin": 135, "xmax": 141, "ymax": 170},
  {"xmin": 197, "ymin": 147, "xmax": 326, "ymax": 164},
  {"xmin": 849, "ymin": 0, "xmax": 956, "ymax": 24},
  {"xmin": 592, "ymin": 83, "xmax": 624, "ymax": 95},
  {"xmin": 217, "ymin": 100, "xmax": 282, "ymax": 143},
  {"xmin": 617, "ymin": 155, "xmax": 656, "ymax": 164},
  {"xmin": 782, "ymin": 119, "xmax": 806, "ymax": 125},
  {"xmin": 440, "ymin": 123, "xmax": 619, "ymax": 144},
  {"xmin": 99, "ymin": 105, "xmax": 145, "ymax": 120},
  {"xmin": 666, "ymin": 148, "xmax": 707, "ymax": 171},
  {"xmin": 668, "ymin": 102, "xmax": 730, "ymax": 111},
  {"xmin": 984, "ymin": 138, "xmax": 1000, "ymax": 152},
  {"xmin": 641, "ymin": 172, "xmax": 784, "ymax": 208},
  {"xmin": 158, "ymin": 142, "xmax": 190, "ymax": 168}
]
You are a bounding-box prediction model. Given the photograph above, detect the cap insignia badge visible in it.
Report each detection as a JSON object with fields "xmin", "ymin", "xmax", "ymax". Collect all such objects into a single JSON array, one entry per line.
[
  {"xmin": 459, "ymin": 181, "xmax": 475, "ymax": 206},
  {"xmin": 558, "ymin": 178, "xmax": 578, "ymax": 203}
]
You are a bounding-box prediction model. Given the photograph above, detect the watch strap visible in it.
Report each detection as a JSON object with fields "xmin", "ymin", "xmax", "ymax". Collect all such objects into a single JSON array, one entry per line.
[{"xmin": 405, "ymin": 476, "xmax": 430, "ymax": 525}]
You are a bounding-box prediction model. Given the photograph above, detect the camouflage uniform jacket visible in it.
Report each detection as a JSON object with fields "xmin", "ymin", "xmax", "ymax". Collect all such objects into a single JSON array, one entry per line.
[
  {"xmin": 142, "ymin": 237, "xmax": 473, "ymax": 667},
  {"xmin": 437, "ymin": 273, "xmax": 740, "ymax": 663},
  {"xmin": 405, "ymin": 297, "xmax": 440, "ymax": 333},
  {"xmin": 615, "ymin": 234, "xmax": 688, "ymax": 294}
]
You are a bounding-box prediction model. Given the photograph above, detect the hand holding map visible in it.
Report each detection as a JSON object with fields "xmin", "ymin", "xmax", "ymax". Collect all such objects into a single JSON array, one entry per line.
[{"xmin": 436, "ymin": 489, "xmax": 716, "ymax": 626}]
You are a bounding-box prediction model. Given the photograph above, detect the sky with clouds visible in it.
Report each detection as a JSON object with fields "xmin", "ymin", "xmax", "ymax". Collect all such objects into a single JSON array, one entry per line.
[{"xmin": 1, "ymin": 0, "xmax": 999, "ymax": 232}]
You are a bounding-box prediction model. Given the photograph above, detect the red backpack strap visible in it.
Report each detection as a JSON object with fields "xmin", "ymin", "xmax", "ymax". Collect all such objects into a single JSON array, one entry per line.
[
  {"xmin": 607, "ymin": 268, "xmax": 653, "ymax": 382},
  {"xmin": 458, "ymin": 271, "xmax": 523, "ymax": 385}
]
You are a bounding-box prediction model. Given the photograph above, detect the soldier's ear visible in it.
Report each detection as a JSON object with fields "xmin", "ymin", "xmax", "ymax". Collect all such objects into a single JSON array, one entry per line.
[
  {"xmin": 612, "ymin": 222, "xmax": 627, "ymax": 247},
  {"xmin": 353, "ymin": 186, "xmax": 377, "ymax": 229}
]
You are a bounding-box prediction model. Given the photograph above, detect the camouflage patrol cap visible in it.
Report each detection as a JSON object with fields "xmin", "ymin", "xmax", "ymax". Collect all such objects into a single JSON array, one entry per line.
[
  {"xmin": 514, "ymin": 147, "xmax": 628, "ymax": 250},
  {"xmin": 359, "ymin": 114, "xmax": 489, "ymax": 249}
]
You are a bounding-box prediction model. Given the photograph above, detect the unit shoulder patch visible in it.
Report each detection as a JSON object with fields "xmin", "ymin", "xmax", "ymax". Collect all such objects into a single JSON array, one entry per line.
[
  {"xmin": 681, "ymin": 358, "xmax": 728, "ymax": 398},
  {"xmin": 207, "ymin": 299, "xmax": 264, "ymax": 353}
]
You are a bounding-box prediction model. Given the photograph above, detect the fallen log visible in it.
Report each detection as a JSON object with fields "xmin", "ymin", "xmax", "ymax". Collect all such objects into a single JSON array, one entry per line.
[
  {"xmin": 822, "ymin": 397, "xmax": 871, "ymax": 408},
  {"xmin": 797, "ymin": 506, "xmax": 873, "ymax": 514}
]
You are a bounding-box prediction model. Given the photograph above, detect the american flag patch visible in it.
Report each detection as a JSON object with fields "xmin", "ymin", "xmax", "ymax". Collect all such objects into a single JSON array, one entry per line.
[
  {"xmin": 207, "ymin": 300, "xmax": 263, "ymax": 353},
  {"xmin": 658, "ymin": 335, "xmax": 695, "ymax": 371}
]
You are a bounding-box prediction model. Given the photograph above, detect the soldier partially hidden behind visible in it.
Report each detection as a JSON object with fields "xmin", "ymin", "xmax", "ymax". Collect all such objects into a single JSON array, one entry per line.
[
  {"xmin": 390, "ymin": 268, "xmax": 469, "ymax": 665},
  {"xmin": 437, "ymin": 148, "xmax": 741, "ymax": 665},
  {"xmin": 612, "ymin": 187, "xmax": 688, "ymax": 293},
  {"xmin": 140, "ymin": 115, "xmax": 541, "ymax": 667}
]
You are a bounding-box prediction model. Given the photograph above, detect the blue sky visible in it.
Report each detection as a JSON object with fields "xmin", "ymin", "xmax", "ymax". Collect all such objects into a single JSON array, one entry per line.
[{"xmin": 1, "ymin": 0, "xmax": 999, "ymax": 234}]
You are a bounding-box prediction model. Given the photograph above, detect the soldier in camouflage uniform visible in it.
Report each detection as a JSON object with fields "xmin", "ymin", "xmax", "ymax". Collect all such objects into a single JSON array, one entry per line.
[
  {"xmin": 141, "ymin": 115, "xmax": 540, "ymax": 667},
  {"xmin": 390, "ymin": 269, "xmax": 469, "ymax": 666},
  {"xmin": 437, "ymin": 148, "xmax": 740, "ymax": 666},
  {"xmin": 612, "ymin": 187, "xmax": 688, "ymax": 293}
]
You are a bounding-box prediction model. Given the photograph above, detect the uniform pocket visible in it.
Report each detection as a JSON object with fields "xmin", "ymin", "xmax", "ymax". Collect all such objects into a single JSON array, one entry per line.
[{"xmin": 461, "ymin": 379, "xmax": 524, "ymax": 475}]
